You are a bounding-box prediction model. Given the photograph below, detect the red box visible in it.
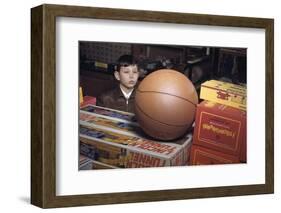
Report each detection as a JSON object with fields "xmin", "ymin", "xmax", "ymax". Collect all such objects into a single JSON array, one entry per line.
[
  {"xmin": 193, "ymin": 100, "xmax": 246, "ymax": 159},
  {"xmin": 240, "ymin": 137, "xmax": 246, "ymax": 162},
  {"xmin": 190, "ymin": 145, "xmax": 240, "ymax": 165},
  {"xmin": 80, "ymin": 96, "xmax": 96, "ymax": 108}
]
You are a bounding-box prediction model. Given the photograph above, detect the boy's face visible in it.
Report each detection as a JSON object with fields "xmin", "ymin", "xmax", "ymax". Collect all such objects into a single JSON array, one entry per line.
[{"xmin": 114, "ymin": 65, "xmax": 139, "ymax": 90}]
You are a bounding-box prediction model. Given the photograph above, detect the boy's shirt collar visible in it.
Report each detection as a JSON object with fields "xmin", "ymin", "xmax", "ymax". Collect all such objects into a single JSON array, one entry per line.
[{"xmin": 119, "ymin": 86, "xmax": 134, "ymax": 99}]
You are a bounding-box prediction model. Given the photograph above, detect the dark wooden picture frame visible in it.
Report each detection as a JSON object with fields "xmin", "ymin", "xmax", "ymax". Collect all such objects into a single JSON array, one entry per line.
[{"xmin": 31, "ymin": 4, "xmax": 274, "ymax": 208}]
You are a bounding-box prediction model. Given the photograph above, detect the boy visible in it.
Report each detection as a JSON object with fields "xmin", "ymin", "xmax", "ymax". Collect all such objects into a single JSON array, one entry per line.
[{"xmin": 96, "ymin": 54, "xmax": 139, "ymax": 113}]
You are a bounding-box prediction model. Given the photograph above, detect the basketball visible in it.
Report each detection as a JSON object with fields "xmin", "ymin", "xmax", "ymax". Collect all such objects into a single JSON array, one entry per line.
[{"xmin": 135, "ymin": 69, "xmax": 198, "ymax": 141}]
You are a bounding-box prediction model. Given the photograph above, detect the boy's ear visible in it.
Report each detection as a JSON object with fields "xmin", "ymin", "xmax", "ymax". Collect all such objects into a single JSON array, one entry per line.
[{"xmin": 114, "ymin": 71, "xmax": 120, "ymax": 81}]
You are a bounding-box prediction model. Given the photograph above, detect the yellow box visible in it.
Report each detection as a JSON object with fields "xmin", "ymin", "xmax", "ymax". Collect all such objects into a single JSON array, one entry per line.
[
  {"xmin": 79, "ymin": 87, "xmax": 83, "ymax": 104},
  {"xmin": 200, "ymin": 80, "xmax": 246, "ymax": 111},
  {"xmin": 95, "ymin": 61, "xmax": 108, "ymax": 69}
]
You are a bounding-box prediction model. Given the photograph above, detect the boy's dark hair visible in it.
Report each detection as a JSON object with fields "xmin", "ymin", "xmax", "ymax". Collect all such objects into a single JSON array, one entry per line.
[{"xmin": 116, "ymin": 54, "xmax": 137, "ymax": 72}]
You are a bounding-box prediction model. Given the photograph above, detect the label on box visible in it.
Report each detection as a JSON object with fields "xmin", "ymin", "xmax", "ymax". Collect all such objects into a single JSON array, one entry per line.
[
  {"xmin": 193, "ymin": 101, "xmax": 246, "ymax": 157},
  {"xmin": 198, "ymin": 111, "xmax": 241, "ymax": 152}
]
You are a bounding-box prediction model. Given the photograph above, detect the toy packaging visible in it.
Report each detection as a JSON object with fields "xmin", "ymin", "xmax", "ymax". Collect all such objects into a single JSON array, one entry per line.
[
  {"xmin": 200, "ymin": 80, "xmax": 246, "ymax": 111},
  {"xmin": 190, "ymin": 144, "xmax": 240, "ymax": 165},
  {"xmin": 79, "ymin": 105, "xmax": 193, "ymax": 169},
  {"xmin": 193, "ymin": 100, "xmax": 246, "ymax": 161}
]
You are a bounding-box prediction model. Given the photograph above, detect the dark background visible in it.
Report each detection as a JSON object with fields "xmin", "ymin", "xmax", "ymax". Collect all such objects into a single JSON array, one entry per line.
[{"xmin": 79, "ymin": 41, "xmax": 246, "ymax": 98}]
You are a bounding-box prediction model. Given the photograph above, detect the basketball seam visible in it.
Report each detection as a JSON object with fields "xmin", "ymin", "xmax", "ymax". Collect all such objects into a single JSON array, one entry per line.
[
  {"xmin": 136, "ymin": 89, "xmax": 197, "ymax": 107},
  {"xmin": 135, "ymin": 101, "xmax": 194, "ymax": 127}
]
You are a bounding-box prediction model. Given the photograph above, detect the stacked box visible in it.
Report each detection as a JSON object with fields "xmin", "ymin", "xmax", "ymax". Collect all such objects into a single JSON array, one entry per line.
[
  {"xmin": 79, "ymin": 155, "xmax": 94, "ymax": 170},
  {"xmin": 200, "ymin": 80, "xmax": 246, "ymax": 111},
  {"xmin": 191, "ymin": 100, "xmax": 246, "ymax": 165},
  {"xmin": 190, "ymin": 145, "xmax": 240, "ymax": 165},
  {"xmin": 81, "ymin": 105, "xmax": 136, "ymax": 122},
  {"xmin": 194, "ymin": 101, "xmax": 246, "ymax": 156},
  {"xmin": 190, "ymin": 79, "xmax": 247, "ymax": 165},
  {"xmin": 80, "ymin": 96, "xmax": 96, "ymax": 108},
  {"xmin": 91, "ymin": 161, "xmax": 119, "ymax": 169},
  {"xmin": 79, "ymin": 154, "xmax": 118, "ymax": 170},
  {"xmin": 79, "ymin": 105, "xmax": 193, "ymax": 169}
]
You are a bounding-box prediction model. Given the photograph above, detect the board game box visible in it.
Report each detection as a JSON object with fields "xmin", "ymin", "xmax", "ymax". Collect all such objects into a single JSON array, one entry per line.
[{"xmin": 79, "ymin": 105, "xmax": 193, "ymax": 169}]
